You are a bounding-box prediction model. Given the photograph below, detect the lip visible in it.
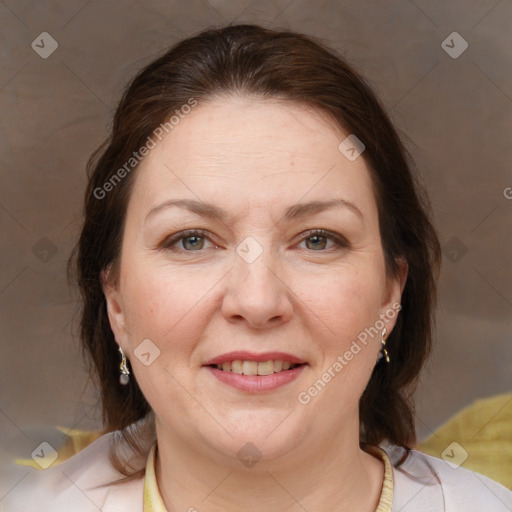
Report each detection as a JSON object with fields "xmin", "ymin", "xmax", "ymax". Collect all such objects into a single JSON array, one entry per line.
[
  {"xmin": 203, "ymin": 351, "xmax": 307, "ymax": 366},
  {"xmin": 205, "ymin": 364, "xmax": 307, "ymax": 392}
]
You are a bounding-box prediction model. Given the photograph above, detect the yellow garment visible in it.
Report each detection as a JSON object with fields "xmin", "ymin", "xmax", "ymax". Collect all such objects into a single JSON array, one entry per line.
[
  {"xmin": 143, "ymin": 441, "xmax": 394, "ymax": 512},
  {"xmin": 14, "ymin": 426, "xmax": 103, "ymax": 469},
  {"xmin": 416, "ymin": 392, "xmax": 512, "ymax": 489},
  {"xmin": 142, "ymin": 442, "xmax": 167, "ymax": 512}
]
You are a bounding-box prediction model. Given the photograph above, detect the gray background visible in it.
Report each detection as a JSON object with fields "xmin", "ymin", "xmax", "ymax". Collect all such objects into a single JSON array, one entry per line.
[{"xmin": 1, "ymin": 0, "xmax": 511, "ymax": 495}]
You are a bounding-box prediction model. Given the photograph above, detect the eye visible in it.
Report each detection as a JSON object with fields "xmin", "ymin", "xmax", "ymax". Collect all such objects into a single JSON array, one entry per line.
[
  {"xmin": 160, "ymin": 228, "xmax": 349, "ymax": 253},
  {"xmin": 161, "ymin": 229, "xmax": 216, "ymax": 251},
  {"xmin": 298, "ymin": 229, "xmax": 349, "ymax": 251}
]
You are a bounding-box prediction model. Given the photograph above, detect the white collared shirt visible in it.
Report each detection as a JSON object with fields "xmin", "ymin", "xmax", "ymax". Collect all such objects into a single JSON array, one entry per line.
[{"xmin": 2, "ymin": 430, "xmax": 511, "ymax": 511}]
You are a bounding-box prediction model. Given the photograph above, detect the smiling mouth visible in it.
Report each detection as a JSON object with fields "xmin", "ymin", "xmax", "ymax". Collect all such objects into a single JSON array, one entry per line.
[{"xmin": 208, "ymin": 360, "xmax": 306, "ymax": 375}]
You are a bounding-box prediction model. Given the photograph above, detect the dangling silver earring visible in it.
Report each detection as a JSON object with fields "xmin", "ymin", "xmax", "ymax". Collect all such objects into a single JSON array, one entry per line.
[
  {"xmin": 377, "ymin": 328, "xmax": 390, "ymax": 364},
  {"xmin": 118, "ymin": 346, "xmax": 130, "ymax": 385}
]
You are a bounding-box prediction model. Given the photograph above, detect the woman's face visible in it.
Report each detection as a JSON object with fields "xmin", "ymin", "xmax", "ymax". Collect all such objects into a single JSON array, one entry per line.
[{"xmin": 104, "ymin": 96, "xmax": 407, "ymax": 465}]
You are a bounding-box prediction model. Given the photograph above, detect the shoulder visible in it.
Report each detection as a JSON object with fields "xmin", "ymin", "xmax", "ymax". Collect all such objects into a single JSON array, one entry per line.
[
  {"xmin": 0, "ymin": 431, "xmax": 145, "ymax": 512},
  {"xmin": 382, "ymin": 445, "xmax": 512, "ymax": 512}
]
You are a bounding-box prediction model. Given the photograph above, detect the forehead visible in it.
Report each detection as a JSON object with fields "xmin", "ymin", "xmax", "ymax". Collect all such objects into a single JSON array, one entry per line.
[{"xmin": 129, "ymin": 96, "xmax": 376, "ymax": 222}]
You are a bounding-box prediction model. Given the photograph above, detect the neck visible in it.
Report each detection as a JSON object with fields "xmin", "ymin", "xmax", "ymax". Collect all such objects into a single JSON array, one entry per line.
[{"xmin": 154, "ymin": 420, "xmax": 384, "ymax": 512}]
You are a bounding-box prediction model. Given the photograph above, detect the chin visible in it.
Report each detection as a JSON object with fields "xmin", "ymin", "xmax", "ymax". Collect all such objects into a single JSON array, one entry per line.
[{"xmin": 200, "ymin": 414, "xmax": 305, "ymax": 466}]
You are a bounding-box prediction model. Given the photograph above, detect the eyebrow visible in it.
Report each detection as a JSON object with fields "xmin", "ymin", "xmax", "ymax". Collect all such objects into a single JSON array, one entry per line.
[{"xmin": 144, "ymin": 198, "xmax": 364, "ymax": 225}]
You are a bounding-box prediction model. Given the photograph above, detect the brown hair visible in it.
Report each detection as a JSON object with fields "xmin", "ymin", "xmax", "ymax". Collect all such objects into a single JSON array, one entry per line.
[{"xmin": 68, "ymin": 23, "xmax": 441, "ymax": 480}]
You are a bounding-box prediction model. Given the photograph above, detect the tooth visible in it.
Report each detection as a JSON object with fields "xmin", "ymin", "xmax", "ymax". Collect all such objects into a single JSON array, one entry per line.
[
  {"xmin": 242, "ymin": 361, "xmax": 258, "ymax": 375},
  {"xmin": 257, "ymin": 360, "xmax": 274, "ymax": 376},
  {"xmin": 216, "ymin": 360, "xmax": 298, "ymax": 374},
  {"xmin": 231, "ymin": 360, "xmax": 243, "ymax": 374}
]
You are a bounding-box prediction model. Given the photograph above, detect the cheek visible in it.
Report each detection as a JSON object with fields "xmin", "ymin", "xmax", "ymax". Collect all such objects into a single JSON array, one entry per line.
[
  {"xmin": 294, "ymin": 273, "xmax": 383, "ymax": 426},
  {"xmin": 296, "ymin": 265, "xmax": 383, "ymax": 345},
  {"xmin": 121, "ymin": 263, "xmax": 216, "ymax": 352},
  {"xmin": 120, "ymin": 266, "xmax": 213, "ymax": 403},
  {"xmin": 300, "ymin": 269, "xmax": 384, "ymax": 405}
]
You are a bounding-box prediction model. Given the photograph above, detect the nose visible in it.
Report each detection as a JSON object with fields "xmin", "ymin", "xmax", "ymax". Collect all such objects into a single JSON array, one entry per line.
[{"xmin": 221, "ymin": 245, "xmax": 294, "ymax": 329}]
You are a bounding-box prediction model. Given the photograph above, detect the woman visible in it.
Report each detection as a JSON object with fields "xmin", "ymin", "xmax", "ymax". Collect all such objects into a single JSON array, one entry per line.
[{"xmin": 4, "ymin": 24, "xmax": 511, "ymax": 512}]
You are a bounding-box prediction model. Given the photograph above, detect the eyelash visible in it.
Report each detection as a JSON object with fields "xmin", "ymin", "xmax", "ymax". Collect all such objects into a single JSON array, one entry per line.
[{"xmin": 161, "ymin": 229, "xmax": 349, "ymax": 252}]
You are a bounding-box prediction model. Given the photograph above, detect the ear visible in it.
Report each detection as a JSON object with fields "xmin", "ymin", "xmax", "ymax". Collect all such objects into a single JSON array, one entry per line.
[
  {"xmin": 380, "ymin": 257, "xmax": 408, "ymax": 332},
  {"xmin": 101, "ymin": 265, "xmax": 129, "ymax": 349}
]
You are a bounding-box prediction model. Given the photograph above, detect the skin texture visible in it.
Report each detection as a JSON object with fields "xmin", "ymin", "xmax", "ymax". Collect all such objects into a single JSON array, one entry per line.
[{"xmin": 103, "ymin": 96, "xmax": 408, "ymax": 511}]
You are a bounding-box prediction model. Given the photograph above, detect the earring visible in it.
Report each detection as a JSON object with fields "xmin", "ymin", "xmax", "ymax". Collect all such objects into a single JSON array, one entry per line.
[
  {"xmin": 118, "ymin": 346, "xmax": 130, "ymax": 385},
  {"xmin": 377, "ymin": 328, "xmax": 390, "ymax": 364}
]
